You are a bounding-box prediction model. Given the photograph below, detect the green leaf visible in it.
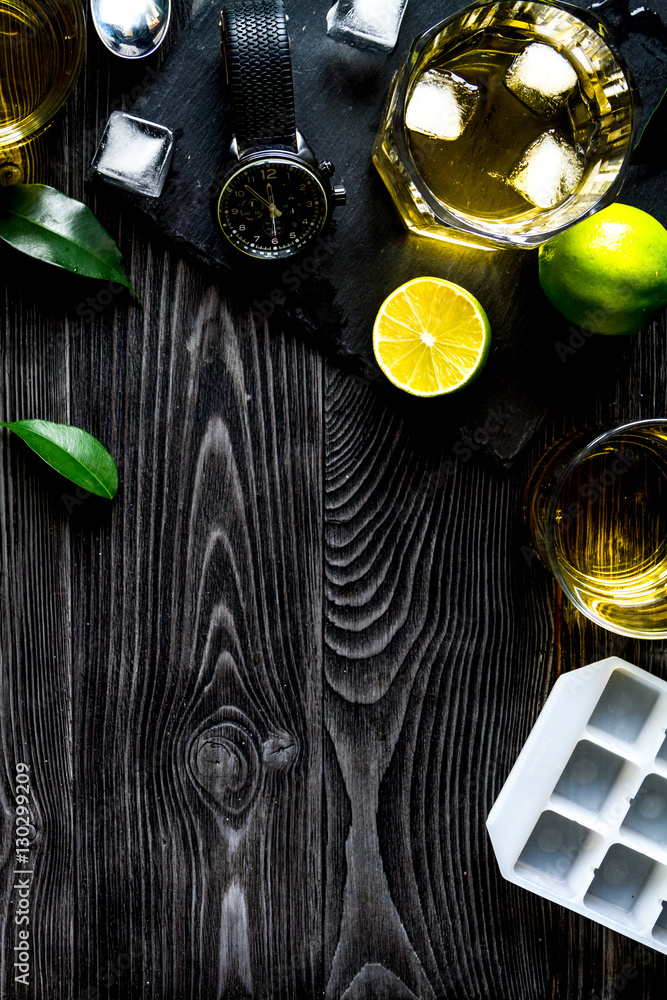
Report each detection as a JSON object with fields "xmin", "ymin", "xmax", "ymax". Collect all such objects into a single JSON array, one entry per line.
[
  {"xmin": 0, "ymin": 419, "xmax": 119, "ymax": 499},
  {"xmin": 0, "ymin": 183, "xmax": 136, "ymax": 296},
  {"xmin": 632, "ymin": 87, "xmax": 667, "ymax": 166}
]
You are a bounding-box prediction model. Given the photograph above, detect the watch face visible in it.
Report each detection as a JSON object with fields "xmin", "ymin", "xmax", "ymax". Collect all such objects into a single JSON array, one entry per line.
[{"xmin": 217, "ymin": 156, "xmax": 329, "ymax": 259}]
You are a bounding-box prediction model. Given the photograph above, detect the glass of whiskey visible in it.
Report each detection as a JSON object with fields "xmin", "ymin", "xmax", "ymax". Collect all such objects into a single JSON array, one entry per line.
[
  {"xmin": 526, "ymin": 420, "xmax": 667, "ymax": 639},
  {"xmin": 372, "ymin": 0, "xmax": 640, "ymax": 250},
  {"xmin": 0, "ymin": 0, "xmax": 85, "ymax": 148}
]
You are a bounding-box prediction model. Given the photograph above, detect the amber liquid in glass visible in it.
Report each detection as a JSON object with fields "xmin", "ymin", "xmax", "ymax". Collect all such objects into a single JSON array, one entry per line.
[
  {"xmin": 406, "ymin": 26, "xmax": 608, "ymax": 225},
  {"xmin": 0, "ymin": 0, "xmax": 82, "ymax": 144},
  {"xmin": 552, "ymin": 428, "xmax": 667, "ymax": 636}
]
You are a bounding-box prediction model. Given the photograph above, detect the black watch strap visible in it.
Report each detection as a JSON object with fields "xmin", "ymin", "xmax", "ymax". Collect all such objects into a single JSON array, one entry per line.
[{"xmin": 221, "ymin": 0, "xmax": 298, "ymax": 151}]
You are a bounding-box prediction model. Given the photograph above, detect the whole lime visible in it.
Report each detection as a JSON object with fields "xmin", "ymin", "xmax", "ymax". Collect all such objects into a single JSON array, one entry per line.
[{"xmin": 538, "ymin": 204, "xmax": 667, "ymax": 335}]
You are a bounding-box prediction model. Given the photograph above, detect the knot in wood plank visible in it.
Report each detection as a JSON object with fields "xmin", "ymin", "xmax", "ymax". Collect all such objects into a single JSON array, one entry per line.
[
  {"xmin": 188, "ymin": 711, "xmax": 262, "ymax": 822},
  {"xmin": 262, "ymin": 731, "xmax": 299, "ymax": 771}
]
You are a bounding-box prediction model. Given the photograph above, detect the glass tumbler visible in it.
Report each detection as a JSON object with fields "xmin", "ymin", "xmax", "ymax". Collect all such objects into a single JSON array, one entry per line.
[
  {"xmin": 526, "ymin": 419, "xmax": 667, "ymax": 639},
  {"xmin": 0, "ymin": 0, "xmax": 85, "ymax": 148},
  {"xmin": 372, "ymin": 0, "xmax": 640, "ymax": 249}
]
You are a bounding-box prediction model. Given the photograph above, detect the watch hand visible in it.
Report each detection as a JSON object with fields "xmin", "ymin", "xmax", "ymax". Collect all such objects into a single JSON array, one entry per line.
[
  {"xmin": 269, "ymin": 196, "xmax": 277, "ymax": 238},
  {"xmin": 245, "ymin": 185, "xmax": 282, "ymax": 218},
  {"xmin": 266, "ymin": 183, "xmax": 282, "ymax": 220}
]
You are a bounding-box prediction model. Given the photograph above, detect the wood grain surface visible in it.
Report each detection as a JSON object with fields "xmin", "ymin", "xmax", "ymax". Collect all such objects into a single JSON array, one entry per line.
[{"xmin": 0, "ymin": 2, "xmax": 667, "ymax": 999}]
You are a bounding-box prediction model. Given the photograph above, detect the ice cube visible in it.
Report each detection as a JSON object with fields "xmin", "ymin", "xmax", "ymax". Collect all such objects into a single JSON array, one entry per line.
[
  {"xmin": 326, "ymin": 0, "xmax": 409, "ymax": 53},
  {"xmin": 509, "ymin": 131, "xmax": 584, "ymax": 209},
  {"xmin": 405, "ymin": 70, "xmax": 480, "ymax": 141},
  {"xmin": 506, "ymin": 42, "xmax": 578, "ymax": 118},
  {"xmin": 91, "ymin": 111, "xmax": 174, "ymax": 199}
]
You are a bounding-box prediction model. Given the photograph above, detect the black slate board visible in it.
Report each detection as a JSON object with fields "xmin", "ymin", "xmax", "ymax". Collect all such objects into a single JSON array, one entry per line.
[{"xmin": 123, "ymin": 0, "xmax": 667, "ymax": 464}]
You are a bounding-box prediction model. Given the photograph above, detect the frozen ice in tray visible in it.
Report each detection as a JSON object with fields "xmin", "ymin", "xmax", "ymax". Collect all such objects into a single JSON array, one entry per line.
[
  {"xmin": 487, "ymin": 658, "xmax": 667, "ymax": 957},
  {"xmin": 509, "ymin": 130, "xmax": 584, "ymax": 209},
  {"xmin": 326, "ymin": 0, "xmax": 409, "ymax": 53},
  {"xmin": 506, "ymin": 42, "xmax": 579, "ymax": 118},
  {"xmin": 405, "ymin": 69, "xmax": 480, "ymax": 141},
  {"xmin": 91, "ymin": 111, "xmax": 175, "ymax": 199}
]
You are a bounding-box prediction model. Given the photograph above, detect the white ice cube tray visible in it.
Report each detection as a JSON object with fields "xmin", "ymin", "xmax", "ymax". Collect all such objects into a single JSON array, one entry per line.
[{"xmin": 487, "ymin": 658, "xmax": 667, "ymax": 953}]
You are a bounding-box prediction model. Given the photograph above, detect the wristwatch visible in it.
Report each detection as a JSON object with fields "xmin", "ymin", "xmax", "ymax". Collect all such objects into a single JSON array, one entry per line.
[{"xmin": 216, "ymin": 0, "xmax": 346, "ymax": 260}]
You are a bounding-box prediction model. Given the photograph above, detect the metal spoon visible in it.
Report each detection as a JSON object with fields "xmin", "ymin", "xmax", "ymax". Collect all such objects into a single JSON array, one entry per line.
[{"xmin": 91, "ymin": 0, "xmax": 171, "ymax": 59}]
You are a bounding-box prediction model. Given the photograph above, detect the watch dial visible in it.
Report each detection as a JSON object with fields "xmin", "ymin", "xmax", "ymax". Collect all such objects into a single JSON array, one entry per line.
[{"xmin": 217, "ymin": 158, "xmax": 329, "ymax": 259}]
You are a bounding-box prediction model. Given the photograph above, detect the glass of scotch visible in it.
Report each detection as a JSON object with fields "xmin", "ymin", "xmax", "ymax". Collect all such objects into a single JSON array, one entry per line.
[
  {"xmin": 0, "ymin": 0, "xmax": 85, "ymax": 149},
  {"xmin": 526, "ymin": 420, "xmax": 667, "ymax": 639},
  {"xmin": 373, "ymin": 0, "xmax": 640, "ymax": 249}
]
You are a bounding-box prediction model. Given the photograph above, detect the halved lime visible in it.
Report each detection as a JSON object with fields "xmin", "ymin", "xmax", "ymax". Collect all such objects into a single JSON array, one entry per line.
[{"xmin": 373, "ymin": 277, "xmax": 491, "ymax": 397}]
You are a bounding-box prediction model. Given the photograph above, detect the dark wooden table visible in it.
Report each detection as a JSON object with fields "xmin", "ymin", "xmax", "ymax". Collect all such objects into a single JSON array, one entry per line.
[{"xmin": 1, "ymin": 2, "xmax": 667, "ymax": 998}]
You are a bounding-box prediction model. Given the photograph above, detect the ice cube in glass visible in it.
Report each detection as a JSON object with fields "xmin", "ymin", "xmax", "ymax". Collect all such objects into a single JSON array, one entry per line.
[
  {"xmin": 506, "ymin": 42, "xmax": 579, "ymax": 118},
  {"xmin": 509, "ymin": 130, "xmax": 584, "ymax": 209},
  {"xmin": 405, "ymin": 69, "xmax": 480, "ymax": 141}
]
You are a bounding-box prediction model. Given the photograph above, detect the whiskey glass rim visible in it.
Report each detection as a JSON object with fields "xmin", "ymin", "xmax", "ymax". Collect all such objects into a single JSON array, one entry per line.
[
  {"xmin": 393, "ymin": 0, "xmax": 642, "ymax": 249},
  {"xmin": 537, "ymin": 417, "xmax": 667, "ymax": 639},
  {"xmin": 0, "ymin": 0, "xmax": 86, "ymax": 148}
]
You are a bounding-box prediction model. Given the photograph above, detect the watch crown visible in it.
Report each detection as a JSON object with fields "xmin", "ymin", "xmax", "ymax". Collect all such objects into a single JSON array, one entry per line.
[
  {"xmin": 333, "ymin": 184, "xmax": 347, "ymax": 207},
  {"xmin": 319, "ymin": 160, "xmax": 335, "ymax": 177}
]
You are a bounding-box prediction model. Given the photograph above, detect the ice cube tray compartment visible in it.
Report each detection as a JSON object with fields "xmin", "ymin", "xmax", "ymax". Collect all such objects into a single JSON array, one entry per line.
[
  {"xmin": 584, "ymin": 844, "xmax": 665, "ymax": 925},
  {"xmin": 515, "ymin": 810, "xmax": 601, "ymax": 891},
  {"xmin": 588, "ymin": 670, "xmax": 659, "ymax": 745},
  {"xmin": 653, "ymin": 902, "xmax": 667, "ymax": 945},
  {"xmin": 553, "ymin": 740, "xmax": 626, "ymax": 813},
  {"xmin": 487, "ymin": 658, "xmax": 667, "ymax": 955},
  {"xmin": 622, "ymin": 774, "xmax": 667, "ymax": 847}
]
